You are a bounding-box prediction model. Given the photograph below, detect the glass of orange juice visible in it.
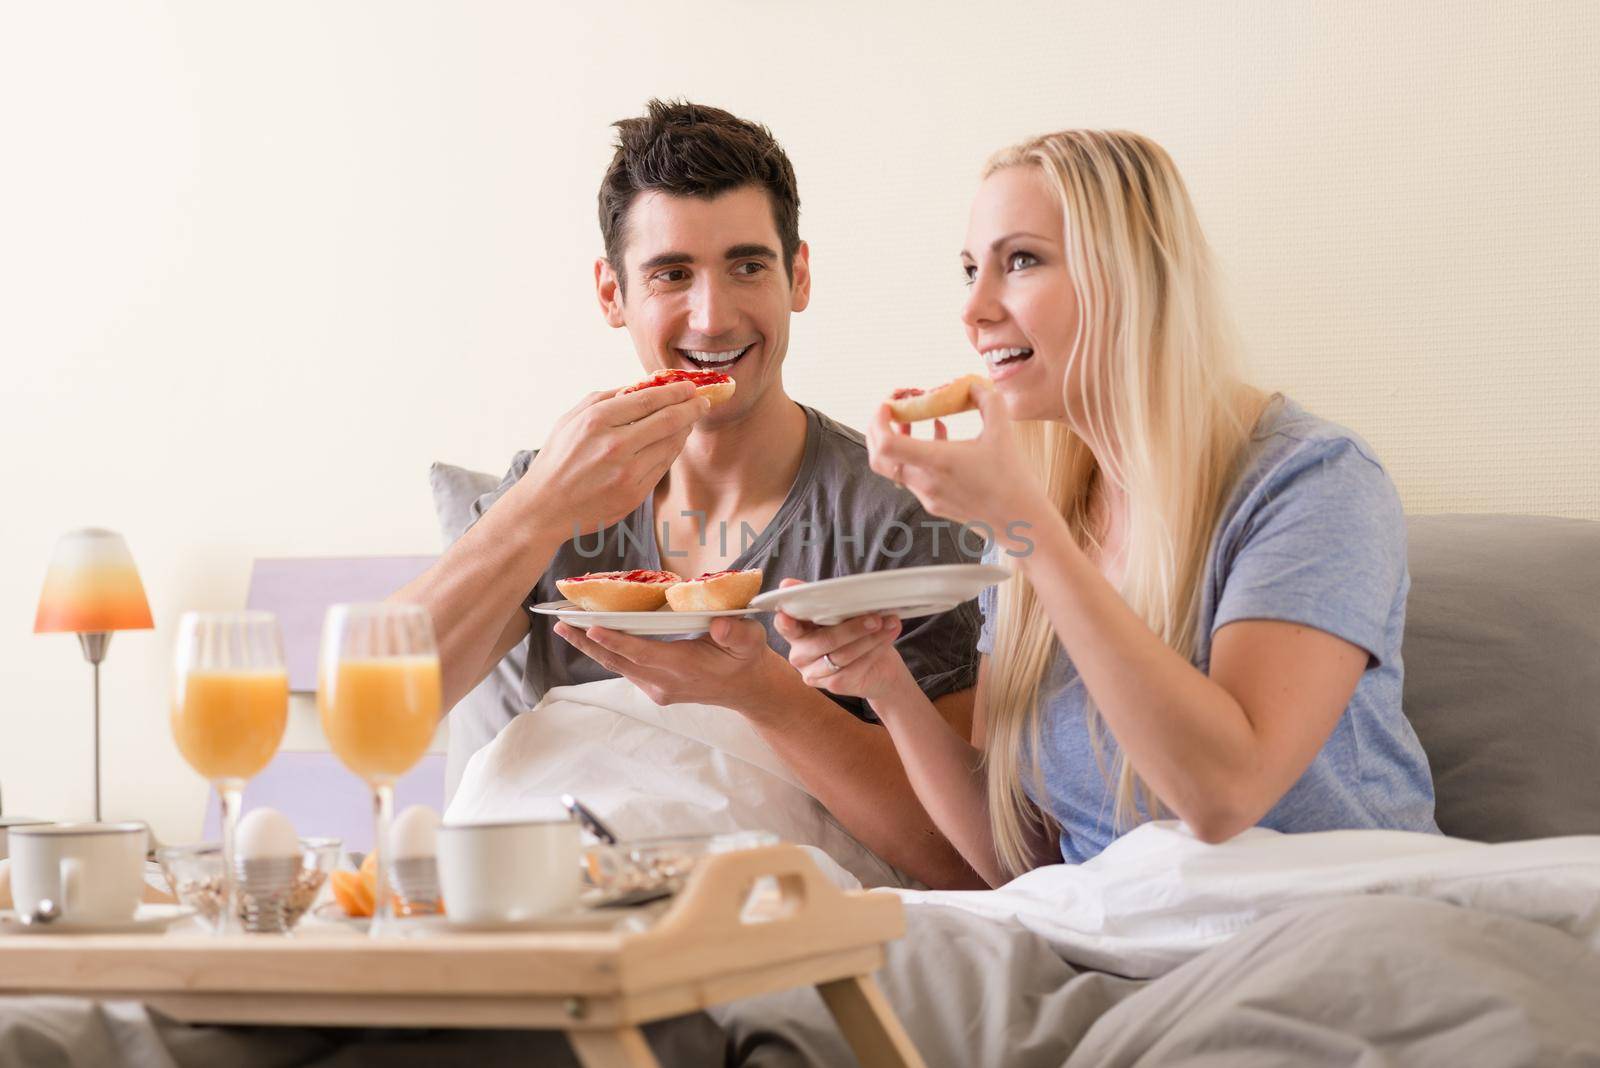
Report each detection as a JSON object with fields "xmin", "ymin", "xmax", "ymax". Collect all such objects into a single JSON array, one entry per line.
[
  {"xmin": 318, "ymin": 602, "xmax": 440, "ymax": 937},
  {"xmin": 172, "ymin": 610, "xmax": 290, "ymax": 935}
]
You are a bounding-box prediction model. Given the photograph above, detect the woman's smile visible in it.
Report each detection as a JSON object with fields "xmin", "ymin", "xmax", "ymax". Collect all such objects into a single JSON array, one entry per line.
[{"xmin": 981, "ymin": 344, "xmax": 1035, "ymax": 382}]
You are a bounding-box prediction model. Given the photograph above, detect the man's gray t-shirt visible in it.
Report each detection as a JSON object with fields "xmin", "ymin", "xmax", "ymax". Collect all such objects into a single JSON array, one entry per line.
[
  {"xmin": 977, "ymin": 395, "xmax": 1439, "ymax": 863},
  {"xmin": 471, "ymin": 403, "xmax": 982, "ymax": 727}
]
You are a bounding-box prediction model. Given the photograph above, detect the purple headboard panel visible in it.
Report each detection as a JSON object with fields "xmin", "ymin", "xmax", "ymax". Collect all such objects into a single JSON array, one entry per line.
[
  {"xmin": 246, "ymin": 555, "xmax": 437, "ymax": 692},
  {"xmin": 202, "ymin": 752, "xmax": 445, "ymax": 852}
]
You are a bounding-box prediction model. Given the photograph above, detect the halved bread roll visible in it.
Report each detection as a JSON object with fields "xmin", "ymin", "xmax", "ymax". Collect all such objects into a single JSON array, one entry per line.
[
  {"xmin": 665, "ymin": 569, "xmax": 764, "ymax": 612},
  {"xmin": 885, "ymin": 373, "xmax": 989, "ymax": 423},
  {"xmin": 555, "ymin": 569, "xmax": 682, "ymax": 612},
  {"xmin": 621, "ymin": 368, "xmax": 737, "ymax": 407}
]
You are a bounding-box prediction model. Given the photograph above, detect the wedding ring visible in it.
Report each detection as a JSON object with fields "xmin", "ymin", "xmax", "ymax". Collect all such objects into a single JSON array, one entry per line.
[{"xmin": 822, "ymin": 653, "xmax": 841, "ymax": 674}]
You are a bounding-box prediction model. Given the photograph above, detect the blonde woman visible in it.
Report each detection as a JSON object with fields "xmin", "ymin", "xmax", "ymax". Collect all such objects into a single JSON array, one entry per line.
[{"xmin": 777, "ymin": 130, "xmax": 1439, "ymax": 885}]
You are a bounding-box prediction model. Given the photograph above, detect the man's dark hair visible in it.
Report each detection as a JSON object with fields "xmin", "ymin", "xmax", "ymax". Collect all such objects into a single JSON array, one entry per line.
[{"xmin": 599, "ymin": 99, "xmax": 800, "ymax": 292}]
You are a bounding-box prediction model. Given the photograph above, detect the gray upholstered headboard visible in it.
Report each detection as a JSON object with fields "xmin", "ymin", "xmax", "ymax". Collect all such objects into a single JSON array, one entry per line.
[{"xmin": 1402, "ymin": 514, "xmax": 1600, "ymax": 841}]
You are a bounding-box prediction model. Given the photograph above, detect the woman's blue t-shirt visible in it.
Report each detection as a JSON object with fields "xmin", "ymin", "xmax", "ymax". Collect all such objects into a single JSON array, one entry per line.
[{"xmin": 976, "ymin": 395, "xmax": 1440, "ymax": 863}]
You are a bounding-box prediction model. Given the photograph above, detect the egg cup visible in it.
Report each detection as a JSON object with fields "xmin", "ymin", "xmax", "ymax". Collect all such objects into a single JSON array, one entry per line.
[
  {"xmin": 158, "ymin": 838, "xmax": 341, "ymax": 934},
  {"xmin": 390, "ymin": 855, "xmax": 443, "ymax": 916}
]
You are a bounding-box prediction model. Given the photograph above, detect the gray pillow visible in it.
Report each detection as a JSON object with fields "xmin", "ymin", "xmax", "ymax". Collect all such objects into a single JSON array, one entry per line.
[
  {"xmin": 1402, "ymin": 514, "xmax": 1600, "ymax": 841},
  {"xmin": 428, "ymin": 460, "xmax": 528, "ymax": 805},
  {"xmin": 429, "ymin": 461, "xmax": 503, "ymax": 546}
]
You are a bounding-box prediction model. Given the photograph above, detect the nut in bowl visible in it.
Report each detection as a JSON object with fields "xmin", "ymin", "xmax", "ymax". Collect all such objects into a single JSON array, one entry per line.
[
  {"xmin": 157, "ymin": 837, "xmax": 340, "ymax": 934},
  {"xmin": 582, "ymin": 831, "xmax": 778, "ymax": 906}
]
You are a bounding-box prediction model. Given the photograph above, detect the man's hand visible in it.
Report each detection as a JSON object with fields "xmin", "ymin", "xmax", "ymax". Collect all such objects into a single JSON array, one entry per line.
[
  {"xmin": 553, "ymin": 617, "xmax": 793, "ymax": 713},
  {"xmin": 516, "ymin": 381, "xmax": 710, "ymax": 536}
]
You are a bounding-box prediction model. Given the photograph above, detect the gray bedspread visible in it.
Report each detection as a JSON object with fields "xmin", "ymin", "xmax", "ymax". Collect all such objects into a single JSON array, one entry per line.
[
  {"xmin": 2, "ymin": 896, "xmax": 1597, "ymax": 1067},
  {"xmin": 717, "ymin": 896, "xmax": 1600, "ymax": 1067},
  {"xmin": 1061, "ymin": 894, "xmax": 1600, "ymax": 1067}
]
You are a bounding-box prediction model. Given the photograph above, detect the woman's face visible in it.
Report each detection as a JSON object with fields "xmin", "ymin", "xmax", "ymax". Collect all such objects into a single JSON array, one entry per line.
[{"xmin": 961, "ymin": 165, "xmax": 1080, "ymax": 423}]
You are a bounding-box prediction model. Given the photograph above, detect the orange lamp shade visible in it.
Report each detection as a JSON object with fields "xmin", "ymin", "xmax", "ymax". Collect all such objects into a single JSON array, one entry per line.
[{"xmin": 34, "ymin": 528, "xmax": 154, "ymax": 634}]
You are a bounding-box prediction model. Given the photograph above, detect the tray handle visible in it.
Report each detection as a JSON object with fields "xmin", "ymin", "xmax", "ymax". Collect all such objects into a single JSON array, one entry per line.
[{"xmin": 646, "ymin": 844, "xmax": 898, "ymax": 944}]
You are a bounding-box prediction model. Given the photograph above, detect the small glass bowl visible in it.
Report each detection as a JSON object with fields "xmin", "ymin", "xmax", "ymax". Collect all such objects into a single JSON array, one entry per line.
[
  {"xmin": 157, "ymin": 837, "xmax": 341, "ymax": 933},
  {"xmin": 581, "ymin": 830, "xmax": 778, "ymax": 902}
]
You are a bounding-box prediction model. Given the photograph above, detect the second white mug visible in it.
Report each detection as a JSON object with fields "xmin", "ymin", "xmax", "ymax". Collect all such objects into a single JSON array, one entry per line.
[{"xmin": 436, "ymin": 818, "xmax": 580, "ymax": 924}]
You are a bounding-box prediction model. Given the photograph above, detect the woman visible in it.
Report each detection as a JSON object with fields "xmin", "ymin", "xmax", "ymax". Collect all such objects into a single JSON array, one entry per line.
[{"xmin": 777, "ymin": 130, "xmax": 1438, "ymax": 885}]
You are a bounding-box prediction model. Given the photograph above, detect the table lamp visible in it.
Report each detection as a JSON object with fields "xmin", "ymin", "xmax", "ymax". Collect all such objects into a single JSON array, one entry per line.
[{"xmin": 34, "ymin": 528, "xmax": 154, "ymax": 821}]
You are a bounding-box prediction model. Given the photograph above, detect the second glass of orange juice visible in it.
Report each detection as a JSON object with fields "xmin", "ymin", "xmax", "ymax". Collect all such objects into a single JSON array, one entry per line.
[
  {"xmin": 172, "ymin": 610, "xmax": 290, "ymax": 934},
  {"xmin": 318, "ymin": 602, "xmax": 440, "ymax": 937}
]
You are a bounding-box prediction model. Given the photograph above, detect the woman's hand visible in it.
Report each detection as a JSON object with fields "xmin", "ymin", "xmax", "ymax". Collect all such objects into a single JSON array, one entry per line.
[
  {"xmin": 866, "ymin": 383, "xmax": 1049, "ymax": 538},
  {"xmin": 772, "ymin": 580, "xmax": 914, "ymax": 705}
]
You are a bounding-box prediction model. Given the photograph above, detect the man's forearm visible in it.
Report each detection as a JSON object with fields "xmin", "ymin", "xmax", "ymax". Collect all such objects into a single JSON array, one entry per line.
[
  {"xmin": 392, "ymin": 483, "xmax": 567, "ymax": 710},
  {"xmin": 731, "ymin": 672, "xmax": 986, "ymax": 890}
]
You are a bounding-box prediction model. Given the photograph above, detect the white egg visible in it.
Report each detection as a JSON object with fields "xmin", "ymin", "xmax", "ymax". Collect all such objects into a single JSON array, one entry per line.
[
  {"xmin": 236, "ymin": 807, "xmax": 298, "ymax": 859},
  {"xmin": 389, "ymin": 805, "xmax": 440, "ymax": 859}
]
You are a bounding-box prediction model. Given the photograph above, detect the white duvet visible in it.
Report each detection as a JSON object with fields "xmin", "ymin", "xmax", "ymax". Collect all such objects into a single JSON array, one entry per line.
[
  {"xmin": 449, "ymin": 679, "xmax": 1600, "ymax": 981},
  {"xmin": 894, "ymin": 821, "xmax": 1600, "ymax": 978}
]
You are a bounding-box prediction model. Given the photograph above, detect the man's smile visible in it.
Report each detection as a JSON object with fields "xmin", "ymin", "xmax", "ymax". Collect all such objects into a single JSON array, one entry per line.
[{"xmin": 675, "ymin": 342, "xmax": 755, "ymax": 370}]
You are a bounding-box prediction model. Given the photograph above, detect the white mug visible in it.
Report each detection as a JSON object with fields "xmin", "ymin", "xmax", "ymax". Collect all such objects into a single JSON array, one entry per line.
[
  {"xmin": 10, "ymin": 822, "xmax": 147, "ymax": 924},
  {"xmin": 437, "ymin": 818, "xmax": 580, "ymax": 923}
]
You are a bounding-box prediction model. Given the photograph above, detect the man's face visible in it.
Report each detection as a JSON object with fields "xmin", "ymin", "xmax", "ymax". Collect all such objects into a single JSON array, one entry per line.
[{"xmin": 596, "ymin": 185, "xmax": 810, "ymax": 425}]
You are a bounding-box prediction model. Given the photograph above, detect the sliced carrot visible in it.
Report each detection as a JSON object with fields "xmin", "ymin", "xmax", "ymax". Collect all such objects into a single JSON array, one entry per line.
[{"xmin": 330, "ymin": 869, "xmax": 374, "ymax": 917}]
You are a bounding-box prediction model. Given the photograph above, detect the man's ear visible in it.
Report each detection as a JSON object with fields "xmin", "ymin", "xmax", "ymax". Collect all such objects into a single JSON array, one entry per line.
[
  {"xmin": 789, "ymin": 241, "xmax": 812, "ymax": 314},
  {"xmin": 595, "ymin": 257, "xmax": 627, "ymax": 328}
]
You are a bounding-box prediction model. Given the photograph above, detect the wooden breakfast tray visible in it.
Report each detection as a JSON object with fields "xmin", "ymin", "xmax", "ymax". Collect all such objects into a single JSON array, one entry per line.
[{"xmin": 0, "ymin": 844, "xmax": 925, "ymax": 1068}]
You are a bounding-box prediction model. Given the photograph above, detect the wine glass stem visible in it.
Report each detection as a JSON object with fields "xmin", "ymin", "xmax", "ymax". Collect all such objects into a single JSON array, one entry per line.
[
  {"xmin": 218, "ymin": 780, "xmax": 244, "ymax": 935},
  {"xmin": 370, "ymin": 781, "xmax": 395, "ymax": 937}
]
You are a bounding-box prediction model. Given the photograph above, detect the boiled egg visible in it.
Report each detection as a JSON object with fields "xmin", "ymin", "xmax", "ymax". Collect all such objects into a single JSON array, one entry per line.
[
  {"xmin": 389, "ymin": 805, "xmax": 440, "ymax": 860},
  {"xmin": 236, "ymin": 807, "xmax": 298, "ymax": 860}
]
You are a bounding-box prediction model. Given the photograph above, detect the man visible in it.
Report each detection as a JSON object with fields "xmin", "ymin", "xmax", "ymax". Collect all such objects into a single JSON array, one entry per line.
[{"xmin": 397, "ymin": 100, "xmax": 984, "ymax": 890}]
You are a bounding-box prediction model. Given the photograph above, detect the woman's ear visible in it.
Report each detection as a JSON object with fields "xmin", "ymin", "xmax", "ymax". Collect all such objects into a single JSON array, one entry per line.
[{"xmin": 595, "ymin": 257, "xmax": 627, "ymax": 328}]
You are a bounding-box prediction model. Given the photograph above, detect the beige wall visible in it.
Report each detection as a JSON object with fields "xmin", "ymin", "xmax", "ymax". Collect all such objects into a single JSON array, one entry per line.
[{"xmin": 2, "ymin": 2, "xmax": 1595, "ymax": 843}]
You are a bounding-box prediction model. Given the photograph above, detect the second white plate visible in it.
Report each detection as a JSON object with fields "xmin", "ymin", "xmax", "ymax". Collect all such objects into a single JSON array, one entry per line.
[
  {"xmin": 748, "ymin": 563, "xmax": 1009, "ymax": 626},
  {"xmin": 528, "ymin": 600, "xmax": 761, "ymax": 636}
]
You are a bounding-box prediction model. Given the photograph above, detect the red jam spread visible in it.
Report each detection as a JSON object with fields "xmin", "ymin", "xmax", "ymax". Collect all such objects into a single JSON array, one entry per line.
[
  {"xmin": 566, "ymin": 569, "xmax": 680, "ymax": 584},
  {"xmin": 689, "ymin": 569, "xmax": 745, "ymax": 582},
  {"xmin": 891, "ymin": 387, "xmax": 925, "ymax": 400},
  {"xmin": 623, "ymin": 369, "xmax": 732, "ymax": 393}
]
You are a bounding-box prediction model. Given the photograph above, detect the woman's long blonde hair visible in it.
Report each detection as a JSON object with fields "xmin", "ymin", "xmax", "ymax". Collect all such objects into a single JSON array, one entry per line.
[{"xmin": 983, "ymin": 130, "xmax": 1258, "ymax": 877}]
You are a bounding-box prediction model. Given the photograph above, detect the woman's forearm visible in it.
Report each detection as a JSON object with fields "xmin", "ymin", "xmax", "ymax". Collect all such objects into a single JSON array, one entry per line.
[
  {"xmin": 869, "ymin": 672, "xmax": 1010, "ymax": 887},
  {"xmin": 738, "ymin": 673, "xmax": 985, "ymax": 889},
  {"xmin": 1014, "ymin": 507, "xmax": 1263, "ymax": 836}
]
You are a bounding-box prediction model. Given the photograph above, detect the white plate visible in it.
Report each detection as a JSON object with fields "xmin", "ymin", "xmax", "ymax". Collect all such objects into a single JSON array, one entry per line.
[
  {"xmin": 747, "ymin": 563, "xmax": 1010, "ymax": 626},
  {"xmin": 529, "ymin": 600, "xmax": 760, "ymax": 637},
  {"xmin": 0, "ymin": 903, "xmax": 195, "ymax": 935}
]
